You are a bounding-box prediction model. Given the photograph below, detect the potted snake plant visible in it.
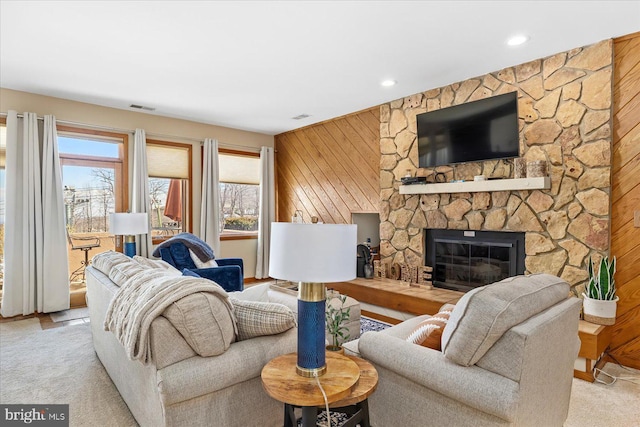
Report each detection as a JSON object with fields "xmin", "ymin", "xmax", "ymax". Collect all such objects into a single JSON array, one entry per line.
[
  {"xmin": 325, "ymin": 293, "xmax": 351, "ymax": 353},
  {"xmin": 582, "ymin": 256, "xmax": 618, "ymax": 325}
]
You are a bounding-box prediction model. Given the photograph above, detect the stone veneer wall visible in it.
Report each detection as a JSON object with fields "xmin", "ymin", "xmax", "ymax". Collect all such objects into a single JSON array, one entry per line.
[{"xmin": 379, "ymin": 40, "xmax": 613, "ymax": 290}]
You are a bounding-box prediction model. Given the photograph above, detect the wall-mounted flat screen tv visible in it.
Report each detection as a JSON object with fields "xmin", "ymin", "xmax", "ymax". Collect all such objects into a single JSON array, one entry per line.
[{"xmin": 417, "ymin": 91, "xmax": 519, "ymax": 168}]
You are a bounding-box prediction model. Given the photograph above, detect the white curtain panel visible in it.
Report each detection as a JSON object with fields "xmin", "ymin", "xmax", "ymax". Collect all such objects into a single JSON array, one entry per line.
[
  {"xmin": 255, "ymin": 146, "xmax": 275, "ymax": 279},
  {"xmin": 200, "ymin": 138, "xmax": 221, "ymax": 255},
  {"xmin": 131, "ymin": 129, "xmax": 152, "ymax": 257},
  {"xmin": 40, "ymin": 115, "xmax": 70, "ymax": 312},
  {"xmin": 1, "ymin": 111, "xmax": 69, "ymax": 316}
]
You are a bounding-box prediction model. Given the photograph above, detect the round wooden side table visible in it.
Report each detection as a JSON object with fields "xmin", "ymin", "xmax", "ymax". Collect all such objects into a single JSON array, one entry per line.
[{"xmin": 261, "ymin": 352, "xmax": 378, "ymax": 427}]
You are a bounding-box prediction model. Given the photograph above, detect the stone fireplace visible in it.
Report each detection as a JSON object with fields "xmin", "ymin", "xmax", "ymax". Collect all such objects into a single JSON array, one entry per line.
[
  {"xmin": 378, "ymin": 40, "xmax": 613, "ymax": 292},
  {"xmin": 425, "ymin": 229, "xmax": 525, "ymax": 292}
]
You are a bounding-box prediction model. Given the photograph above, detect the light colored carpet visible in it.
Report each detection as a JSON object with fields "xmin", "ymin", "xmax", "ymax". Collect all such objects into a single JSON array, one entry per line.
[
  {"xmin": 566, "ymin": 363, "xmax": 640, "ymax": 427},
  {"xmin": 50, "ymin": 307, "xmax": 90, "ymax": 323},
  {"xmin": 1, "ymin": 318, "xmax": 638, "ymax": 427},
  {"xmin": 0, "ymin": 319, "xmax": 137, "ymax": 427},
  {"xmin": 0, "ymin": 317, "xmax": 42, "ymax": 336}
]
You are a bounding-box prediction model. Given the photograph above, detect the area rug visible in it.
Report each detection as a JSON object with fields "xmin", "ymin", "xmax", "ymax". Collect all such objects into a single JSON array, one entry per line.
[
  {"xmin": 359, "ymin": 316, "xmax": 392, "ymax": 335},
  {"xmin": 0, "ymin": 320, "xmax": 137, "ymax": 427},
  {"xmin": 50, "ymin": 307, "xmax": 90, "ymax": 323},
  {"xmin": 0, "ymin": 317, "xmax": 41, "ymax": 336}
]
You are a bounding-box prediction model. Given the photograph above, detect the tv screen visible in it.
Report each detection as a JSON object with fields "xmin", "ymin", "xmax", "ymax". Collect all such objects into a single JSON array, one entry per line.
[{"xmin": 417, "ymin": 92, "xmax": 519, "ymax": 168}]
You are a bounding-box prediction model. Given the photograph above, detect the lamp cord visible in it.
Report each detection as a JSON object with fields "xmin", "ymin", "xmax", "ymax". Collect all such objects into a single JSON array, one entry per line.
[
  {"xmin": 314, "ymin": 373, "xmax": 331, "ymax": 427},
  {"xmin": 593, "ymin": 350, "xmax": 640, "ymax": 386}
]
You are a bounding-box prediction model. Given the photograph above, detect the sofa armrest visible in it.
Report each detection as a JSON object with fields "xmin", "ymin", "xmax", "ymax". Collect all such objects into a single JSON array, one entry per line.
[
  {"xmin": 157, "ymin": 328, "xmax": 297, "ymax": 406},
  {"xmin": 358, "ymin": 332, "xmax": 519, "ymax": 421},
  {"xmin": 192, "ymin": 265, "xmax": 243, "ymax": 292},
  {"xmin": 216, "ymin": 258, "xmax": 244, "ymax": 277}
]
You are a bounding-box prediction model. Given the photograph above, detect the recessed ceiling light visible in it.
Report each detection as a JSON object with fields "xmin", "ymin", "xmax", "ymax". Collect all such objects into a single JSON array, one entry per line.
[
  {"xmin": 381, "ymin": 79, "xmax": 397, "ymax": 87},
  {"xmin": 291, "ymin": 114, "xmax": 310, "ymax": 120},
  {"xmin": 129, "ymin": 104, "xmax": 156, "ymax": 111},
  {"xmin": 507, "ymin": 35, "xmax": 529, "ymax": 46}
]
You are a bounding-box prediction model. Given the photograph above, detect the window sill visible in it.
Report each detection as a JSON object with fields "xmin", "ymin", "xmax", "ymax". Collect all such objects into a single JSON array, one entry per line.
[
  {"xmin": 221, "ymin": 234, "xmax": 258, "ymax": 241},
  {"xmin": 152, "ymin": 234, "xmax": 257, "ymax": 244},
  {"xmin": 152, "ymin": 237, "xmax": 173, "ymax": 245}
]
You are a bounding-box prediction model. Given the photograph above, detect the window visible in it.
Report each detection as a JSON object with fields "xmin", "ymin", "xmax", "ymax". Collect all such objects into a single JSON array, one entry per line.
[
  {"xmin": 219, "ymin": 150, "xmax": 260, "ymax": 239},
  {"xmin": 57, "ymin": 126, "xmax": 127, "ymax": 294},
  {"xmin": 146, "ymin": 140, "xmax": 192, "ymax": 243}
]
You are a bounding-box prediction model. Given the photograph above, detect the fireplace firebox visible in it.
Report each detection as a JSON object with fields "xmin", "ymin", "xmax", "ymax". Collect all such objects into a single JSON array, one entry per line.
[{"xmin": 425, "ymin": 229, "xmax": 525, "ymax": 292}]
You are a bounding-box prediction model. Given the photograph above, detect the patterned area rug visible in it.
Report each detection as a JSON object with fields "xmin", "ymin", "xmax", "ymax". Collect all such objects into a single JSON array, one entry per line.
[
  {"xmin": 296, "ymin": 411, "xmax": 349, "ymax": 427},
  {"xmin": 360, "ymin": 316, "xmax": 392, "ymax": 335}
]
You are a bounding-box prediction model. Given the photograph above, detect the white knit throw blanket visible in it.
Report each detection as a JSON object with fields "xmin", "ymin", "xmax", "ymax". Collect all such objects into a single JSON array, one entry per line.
[{"xmin": 104, "ymin": 269, "xmax": 234, "ymax": 364}]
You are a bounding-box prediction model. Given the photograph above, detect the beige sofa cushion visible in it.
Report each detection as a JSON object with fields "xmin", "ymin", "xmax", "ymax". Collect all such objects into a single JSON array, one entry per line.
[
  {"xmin": 133, "ymin": 255, "xmax": 181, "ymax": 274},
  {"xmin": 92, "ymin": 250, "xmax": 133, "ymax": 275},
  {"xmin": 108, "ymin": 261, "xmax": 150, "ymax": 286},
  {"xmin": 230, "ymin": 298, "xmax": 296, "ymax": 341},
  {"xmin": 163, "ymin": 292, "xmax": 236, "ymax": 357},
  {"xmin": 441, "ymin": 273, "xmax": 569, "ymax": 366},
  {"xmin": 229, "ymin": 282, "xmax": 270, "ymax": 302}
]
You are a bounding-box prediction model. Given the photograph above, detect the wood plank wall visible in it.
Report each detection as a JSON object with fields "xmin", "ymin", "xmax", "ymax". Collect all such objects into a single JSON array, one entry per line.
[
  {"xmin": 273, "ymin": 33, "xmax": 639, "ymax": 368},
  {"xmin": 610, "ymin": 31, "xmax": 640, "ymax": 369},
  {"xmin": 274, "ymin": 107, "xmax": 380, "ymax": 224}
]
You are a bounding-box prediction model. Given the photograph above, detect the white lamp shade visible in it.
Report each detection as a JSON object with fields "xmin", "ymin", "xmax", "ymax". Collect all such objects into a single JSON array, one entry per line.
[
  {"xmin": 269, "ymin": 223, "xmax": 357, "ymax": 283},
  {"xmin": 109, "ymin": 213, "xmax": 149, "ymax": 235}
]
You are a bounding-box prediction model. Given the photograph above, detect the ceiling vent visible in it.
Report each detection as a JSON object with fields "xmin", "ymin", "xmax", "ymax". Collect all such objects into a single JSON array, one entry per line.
[
  {"xmin": 129, "ymin": 104, "xmax": 156, "ymax": 111},
  {"xmin": 291, "ymin": 114, "xmax": 310, "ymax": 120}
]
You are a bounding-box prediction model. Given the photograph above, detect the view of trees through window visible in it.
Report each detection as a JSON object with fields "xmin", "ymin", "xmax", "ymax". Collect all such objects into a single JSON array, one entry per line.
[
  {"xmin": 58, "ymin": 130, "xmax": 124, "ymax": 291},
  {"xmin": 64, "ymin": 167, "xmax": 115, "ymax": 233},
  {"xmin": 148, "ymin": 177, "xmax": 186, "ymax": 240},
  {"xmin": 220, "ymin": 182, "xmax": 259, "ymax": 235}
]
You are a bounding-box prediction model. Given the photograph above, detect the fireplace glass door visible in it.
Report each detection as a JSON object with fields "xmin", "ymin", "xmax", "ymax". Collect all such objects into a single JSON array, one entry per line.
[{"xmin": 426, "ymin": 230, "xmax": 525, "ymax": 292}]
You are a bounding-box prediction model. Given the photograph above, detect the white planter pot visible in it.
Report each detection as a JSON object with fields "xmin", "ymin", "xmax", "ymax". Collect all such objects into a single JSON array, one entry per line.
[{"xmin": 582, "ymin": 294, "xmax": 619, "ymax": 325}]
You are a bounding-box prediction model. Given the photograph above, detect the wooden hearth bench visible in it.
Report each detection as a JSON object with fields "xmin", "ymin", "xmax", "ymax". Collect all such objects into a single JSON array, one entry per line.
[{"xmin": 329, "ymin": 277, "xmax": 463, "ymax": 324}]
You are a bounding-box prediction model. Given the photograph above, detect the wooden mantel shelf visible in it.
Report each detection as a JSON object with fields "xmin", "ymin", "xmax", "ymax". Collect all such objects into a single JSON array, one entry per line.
[{"xmin": 399, "ymin": 176, "xmax": 551, "ymax": 195}]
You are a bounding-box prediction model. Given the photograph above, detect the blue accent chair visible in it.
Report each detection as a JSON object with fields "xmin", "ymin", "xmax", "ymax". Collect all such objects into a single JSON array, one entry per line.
[{"xmin": 159, "ymin": 242, "xmax": 244, "ymax": 292}]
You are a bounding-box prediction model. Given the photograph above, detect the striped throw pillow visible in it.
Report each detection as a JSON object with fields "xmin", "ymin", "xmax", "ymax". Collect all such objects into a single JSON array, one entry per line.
[
  {"xmin": 406, "ymin": 309, "xmax": 453, "ymax": 351},
  {"xmin": 230, "ymin": 298, "xmax": 297, "ymax": 341}
]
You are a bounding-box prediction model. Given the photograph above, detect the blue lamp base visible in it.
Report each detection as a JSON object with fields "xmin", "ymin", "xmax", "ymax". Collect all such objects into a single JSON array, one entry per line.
[
  {"xmin": 296, "ymin": 282, "xmax": 327, "ymax": 377},
  {"xmin": 123, "ymin": 235, "xmax": 136, "ymax": 257}
]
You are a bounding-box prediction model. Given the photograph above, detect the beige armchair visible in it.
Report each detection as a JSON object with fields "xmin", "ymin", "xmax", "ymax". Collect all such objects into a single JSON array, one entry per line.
[{"xmin": 347, "ymin": 274, "xmax": 581, "ymax": 426}]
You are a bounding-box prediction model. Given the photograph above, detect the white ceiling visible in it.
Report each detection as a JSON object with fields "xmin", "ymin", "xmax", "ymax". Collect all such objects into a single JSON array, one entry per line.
[{"xmin": 1, "ymin": 1, "xmax": 638, "ymax": 136}]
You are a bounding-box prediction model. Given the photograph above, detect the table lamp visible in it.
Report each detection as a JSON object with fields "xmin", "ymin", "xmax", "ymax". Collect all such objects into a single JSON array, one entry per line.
[
  {"xmin": 269, "ymin": 222, "xmax": 356, "ymax": 377},
  {"xmin": 109, "ymin": 212, "xmax": 149, "ymax": 257}
]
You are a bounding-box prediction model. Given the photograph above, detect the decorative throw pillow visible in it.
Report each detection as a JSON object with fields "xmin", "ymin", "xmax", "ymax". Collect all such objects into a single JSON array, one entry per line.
[
  {"xmin": 406, "ymin": 309, "xmax": 452, "ymax": 351},
  {"xmin": 189, "ymin": 249, "xmax": 218, "ymax": 268},
  {"xmin": 230, "ymin": 298, "xmax": 297, "ymax": 341}
]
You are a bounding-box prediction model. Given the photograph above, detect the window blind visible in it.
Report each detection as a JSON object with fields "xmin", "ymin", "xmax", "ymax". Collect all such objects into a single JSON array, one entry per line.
[
  {"xmin": 147, "ymin": 144, "xmax": 190, "ymax": 179},
  {"xmin": 219, "ymin": 153, "xmax": 260, "ymax": 185}
]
